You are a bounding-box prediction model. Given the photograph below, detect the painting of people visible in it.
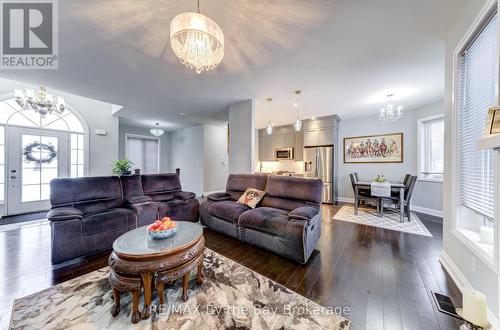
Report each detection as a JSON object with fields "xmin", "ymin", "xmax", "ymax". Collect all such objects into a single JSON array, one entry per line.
[{"xmin": 344, "ymin": 133, "xmax": 403, "ymax": 163}]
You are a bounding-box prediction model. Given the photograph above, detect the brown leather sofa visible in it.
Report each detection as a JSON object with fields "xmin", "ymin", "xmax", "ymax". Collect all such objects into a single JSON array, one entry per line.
[{"xmin": 200, "ymin": 174, "xmax": 323, "ymax": 264}]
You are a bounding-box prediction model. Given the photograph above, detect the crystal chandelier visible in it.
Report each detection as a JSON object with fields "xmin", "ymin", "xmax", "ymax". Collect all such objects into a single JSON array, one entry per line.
[
  {"xmin": 266, "ymin": 98, "xmax": 273, "ymax": 135},
  {"xmin": 14, "ymin": 86, "xmax": 65, "ymax": 118},
  {"xmin": 150, "ymin": 123, "xmax": 165, "ymax": 137},
  {"xmin": 170, "ymin": 0, "xmax": 224, "ymax": 74},
  {"xmin": 293, "ymin": 90, "xmax": 303, "ymax": 131},
  {"xmin": 378, "ymin": 94, "xmax": 403, "ymax": 122}
]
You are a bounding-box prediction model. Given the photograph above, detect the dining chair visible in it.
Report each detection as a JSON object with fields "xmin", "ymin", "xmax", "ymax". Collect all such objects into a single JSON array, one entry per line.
[
  {"xmin": 383, "ymin": 175, "xmax": 417, "ymax": 219},
  {"xmin": 353, "ymin": 172, "xmax": 371, "ymax": 196},
  {"xmin": 350, "ymin": 173, "xmax": 379, "ymax": 211},
  {"xmin": 402, "ymin": 174, "xmax": 411, "ymax": 185},
  {"xmin": 354, "ymin": 172, "xmax": 360, "ymax": 181}
]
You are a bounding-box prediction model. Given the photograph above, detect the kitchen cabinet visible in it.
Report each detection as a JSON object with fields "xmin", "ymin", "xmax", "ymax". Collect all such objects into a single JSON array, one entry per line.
[
  {"xmin": 258, "ymin": 126, "xmax": 303, "ymax": 161},
  {"xmin": 294, "ymin": 131, "xmax": 304, "ymax": 160},
  {"xmin": 258, "ymin": 115, "xmax": 339, "ymax": 161},
  {"xmin": 319, "ymin": 127, "xmax": 334, "ymax": 145},
  {"xmin": 259, "ymin": 134, "xmax": 275, "ymax": 161},
  {"xmin": 304, "ymin": 129, "xmax": 318, "ymax": 147},
  {"xmin": 304, "ymin": 127, "xmax": 334, "ymax": 146}
]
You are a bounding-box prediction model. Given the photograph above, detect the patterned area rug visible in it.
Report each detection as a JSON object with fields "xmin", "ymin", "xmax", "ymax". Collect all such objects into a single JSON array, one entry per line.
[
  {"xmin": 10, "ymin": 249, "xmax": 350, "ymax": 330},
  {"xmin": 334, "ymin": 205, "xmax": 432, "ymax": 237}
]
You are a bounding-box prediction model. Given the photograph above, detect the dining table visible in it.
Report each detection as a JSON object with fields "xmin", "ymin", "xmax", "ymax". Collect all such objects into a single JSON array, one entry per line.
[{"xmin": 353, "ymin": 181, "xmax": 406, "ymax": 222}]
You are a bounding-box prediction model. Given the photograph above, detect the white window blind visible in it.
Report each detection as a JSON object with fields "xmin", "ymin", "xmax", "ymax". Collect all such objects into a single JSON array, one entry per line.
[
  {"xmin": 126, "ymin": 136, "xmax": 160, "ymax": 174},
  {"xmin": 420, "ymin": 116, "xmax": 444, "ymax": 181},
  {"xmin": 456, "ymin": 14, "xmax": 497, "ymax": 220}
]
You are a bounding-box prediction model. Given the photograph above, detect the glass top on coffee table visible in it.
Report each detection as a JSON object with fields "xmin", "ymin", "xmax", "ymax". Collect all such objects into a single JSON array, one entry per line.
[{"xmin": 113, "ymin": 222, "xmax": 203, "ymax": 257}]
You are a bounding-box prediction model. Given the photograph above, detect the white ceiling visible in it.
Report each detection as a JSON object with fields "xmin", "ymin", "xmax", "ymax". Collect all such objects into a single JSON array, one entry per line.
[{"xmin": 1, "ymin": 0, "xmax": 466, "ymax": 130}]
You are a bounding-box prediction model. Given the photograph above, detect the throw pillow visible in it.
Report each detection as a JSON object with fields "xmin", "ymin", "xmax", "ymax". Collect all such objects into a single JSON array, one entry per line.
[{"xmin": 237, "ymin": 188, "xmax": 266, "ymax": 209}]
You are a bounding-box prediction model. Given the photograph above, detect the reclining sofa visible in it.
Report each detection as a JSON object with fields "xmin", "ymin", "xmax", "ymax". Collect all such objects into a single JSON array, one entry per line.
[
  {"xmin": 48, "ymin": 173, "xmax": 198, "ymax": 264},
  {"xmin": 141, "ymin": 173, "xmax": 199, "ymax": 222},
  {"xmin": 200, "ymin": 174, "xmax": 323, "ymax": 264}
]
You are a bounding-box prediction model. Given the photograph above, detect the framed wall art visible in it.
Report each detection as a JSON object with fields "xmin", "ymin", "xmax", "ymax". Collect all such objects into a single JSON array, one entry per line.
[{"xmin": 344, "ymin": 132, "xmax": 403, "ymax": 163}]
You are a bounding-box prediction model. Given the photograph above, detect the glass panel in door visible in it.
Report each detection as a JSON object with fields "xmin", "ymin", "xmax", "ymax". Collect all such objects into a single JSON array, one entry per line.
[{"xmin": 21, "ymin": 135, "xmax": 59, "ymax": 202}]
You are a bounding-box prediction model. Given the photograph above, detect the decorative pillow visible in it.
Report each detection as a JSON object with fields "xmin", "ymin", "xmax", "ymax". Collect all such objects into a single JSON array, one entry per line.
[{"xmin": 237, "ymin": 188, "xmax": 266, "ymax": 209}]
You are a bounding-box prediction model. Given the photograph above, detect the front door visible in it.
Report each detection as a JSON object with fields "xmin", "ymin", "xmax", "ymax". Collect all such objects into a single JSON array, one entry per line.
[{"xmin": 7, "ymin": 127, "xmax": 69, "ymax": 214}]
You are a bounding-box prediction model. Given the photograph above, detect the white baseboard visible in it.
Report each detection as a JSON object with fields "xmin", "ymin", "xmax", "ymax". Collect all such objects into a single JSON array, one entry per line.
[
  {"xmin": 337, "ymin": 197, "xmax": 354, "ymax": 203},
  {"xmin": 336, "ymin": 197, "xmax": 443, "ymax": 218},
  {"xmin": 439, "ymin": 251, "xmax": 498, "ymax": 329},
  {"xmin": 410, "ymin": 205, "xmax": 443, "ymax": 218}
]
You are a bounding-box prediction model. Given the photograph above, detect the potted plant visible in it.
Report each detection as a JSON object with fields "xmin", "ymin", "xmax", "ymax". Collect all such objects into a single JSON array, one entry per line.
[{"xmin": 112, "ymin": 158, "xmax": 134, "ymax": 176}]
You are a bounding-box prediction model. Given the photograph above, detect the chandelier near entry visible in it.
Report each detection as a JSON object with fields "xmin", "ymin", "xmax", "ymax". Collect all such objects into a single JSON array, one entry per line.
[
  {"xmin": 170, "ymin": 0, "xmax": 224, "ymax": 74},
  {"xmin": 378, "ymin": 94, "xmax": 403, "ymax": 122},
  {"xmin": 14, "ymin": 86, "xmax": 65, "ymax": 118},
  {"xmin": 150, "ymin": 123, "xmax": 165, "ymax": 137}
]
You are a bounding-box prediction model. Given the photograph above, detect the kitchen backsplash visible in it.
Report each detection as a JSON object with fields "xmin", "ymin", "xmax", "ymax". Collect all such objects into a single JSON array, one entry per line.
[{"xmin": 257, "ymin": 161, "xmax": 305, "ymax": 174}]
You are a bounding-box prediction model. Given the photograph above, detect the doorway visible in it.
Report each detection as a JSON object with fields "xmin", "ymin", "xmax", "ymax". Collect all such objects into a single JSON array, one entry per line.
[{"xmin": 7, "ymin": 126, "xmax": 69, "ymax": 214}]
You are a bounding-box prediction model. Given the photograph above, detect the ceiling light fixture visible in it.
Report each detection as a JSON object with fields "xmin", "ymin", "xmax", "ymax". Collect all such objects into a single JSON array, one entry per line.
[
  {"xmin": 150, "ymin": 123, "xmax": 165, "ymax": 137},
  {"xmin": 170, "ymin": 0, "xmax": 224, "ymax": 74},
  {"xmin": 14, "ymin": 86, "xmax": 65, "ymax": 118},
  {"xmin": 378, "ymin": 94, "xmax": 403, "ymax": 122},
  {"xmin": 266, "ymin": 98, "xmax": 273, "ymax": 135},
  {"xmin": 293, "ymin": 90, "xmax": 303, "ymax": 132}
]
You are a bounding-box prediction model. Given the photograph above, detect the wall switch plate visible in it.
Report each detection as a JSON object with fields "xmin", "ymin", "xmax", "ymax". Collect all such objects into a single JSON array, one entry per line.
[{"xmin": 471, "ymin": 256, "xmax": 477, "ymax": 273}]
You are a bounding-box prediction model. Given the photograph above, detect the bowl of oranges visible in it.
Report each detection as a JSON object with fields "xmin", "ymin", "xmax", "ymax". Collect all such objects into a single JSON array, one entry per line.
[{"xmin": 147, "ymin": 217, "xmax": 178, "ymax": 239}]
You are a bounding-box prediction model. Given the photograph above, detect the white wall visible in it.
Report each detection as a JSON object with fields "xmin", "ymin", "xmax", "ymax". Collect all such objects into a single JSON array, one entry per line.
[
  {"xmin": 203, "ymin": 125, "xmax": 229, "ymax": 192},
  {"xmin": 0, "ymin": 76, "xmax": 119, "ymax": 177},
  {"xmin": 168, "ymin": 124, "xmax": 229, "ymax": 195},
  {"xmin": 338, "ymin": 101, "xmax": 444, "ymax": 214},
  {"xmin": 229, "ymin": 100, "xmax": 255, "ymax": 174},
  {"xmin": 443, "ymin": 0, "xmax": 499, "ymax": 319},
  {"xmin": 118, "ymin": 124, "xmax": 171, "ymax": 173},
  {"xmin": 169, "ymin": 125, "xmax": 205, "ymax": 195}
]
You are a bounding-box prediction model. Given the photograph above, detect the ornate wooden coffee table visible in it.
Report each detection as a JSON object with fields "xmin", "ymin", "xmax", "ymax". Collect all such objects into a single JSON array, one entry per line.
[{"xmin": 108, "ymin": 222, "xmax": 204, "ymax": 323}]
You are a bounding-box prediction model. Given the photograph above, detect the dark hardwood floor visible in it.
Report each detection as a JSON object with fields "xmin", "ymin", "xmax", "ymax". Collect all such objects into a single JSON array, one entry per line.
[{"xmin": 0, "ymin": 205, "xmax": 461, "ymax": 329}]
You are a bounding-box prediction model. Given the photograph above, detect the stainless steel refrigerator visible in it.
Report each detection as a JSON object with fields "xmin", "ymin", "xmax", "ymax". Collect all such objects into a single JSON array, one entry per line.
[{"xmin": 304, "ymin": 146, "xmax": 335, "ymax": 203}]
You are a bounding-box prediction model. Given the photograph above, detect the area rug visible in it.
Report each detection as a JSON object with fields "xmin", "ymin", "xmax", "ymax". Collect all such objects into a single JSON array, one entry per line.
[
  {"xmin": 10, "ymin": 249, "xmax": 350, "ymax": 330},
  {"xmin": 333, "ymin": 205, "xmax": 432, "ymax": 237}
]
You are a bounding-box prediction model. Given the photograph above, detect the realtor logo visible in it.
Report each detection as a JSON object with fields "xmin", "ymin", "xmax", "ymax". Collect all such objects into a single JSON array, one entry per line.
[{"xmin": 0, "ymin": 0, "xmax": 58, "ymax": 69}]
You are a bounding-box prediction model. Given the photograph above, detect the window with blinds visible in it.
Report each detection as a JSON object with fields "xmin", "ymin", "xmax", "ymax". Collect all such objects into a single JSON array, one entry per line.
[
  {"xmin": 419, "ymin": 116, "xmax": 444, "ymax": 181},
  {"xmin": 456, "ymin": 13, "xmax": 497, "ymax": 221},
  {"xmin": 125, "ymin": 135, "xmax": 160, "ymax": 174}
]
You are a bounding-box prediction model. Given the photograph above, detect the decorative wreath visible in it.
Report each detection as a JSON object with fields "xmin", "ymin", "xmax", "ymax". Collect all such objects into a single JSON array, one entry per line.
[{"xmin": 23, "ymin": 142, "xmax": 57, "ymax": 164}]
